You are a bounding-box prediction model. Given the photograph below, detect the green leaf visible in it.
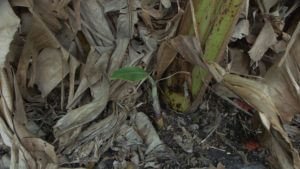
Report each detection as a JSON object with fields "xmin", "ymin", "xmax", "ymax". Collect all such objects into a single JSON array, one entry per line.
[{"xmin": 111, "ymin": 67, "xmax": 148, "ymax": 82}]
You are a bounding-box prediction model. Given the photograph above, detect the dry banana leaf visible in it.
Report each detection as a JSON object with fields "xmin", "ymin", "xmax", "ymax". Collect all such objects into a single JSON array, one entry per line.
[
  {"xmin": 160, "ymin": 0, "xmax": 244, "ymax": 112},
  {"xmin": 207, "ymin": 22, "xmax": 300, "ymax": 169}
]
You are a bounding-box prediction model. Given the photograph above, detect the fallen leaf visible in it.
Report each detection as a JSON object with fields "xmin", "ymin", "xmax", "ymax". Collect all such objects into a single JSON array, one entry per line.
[{"xmin": 54, "ymin": 76, "xmax": 109, "ymax": 136}]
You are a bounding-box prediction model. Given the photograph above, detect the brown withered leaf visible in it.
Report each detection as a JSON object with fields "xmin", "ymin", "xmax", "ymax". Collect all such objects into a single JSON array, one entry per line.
[{"xmin": 154, "ymin": 41, "xmax": 177, "ymax": 79}]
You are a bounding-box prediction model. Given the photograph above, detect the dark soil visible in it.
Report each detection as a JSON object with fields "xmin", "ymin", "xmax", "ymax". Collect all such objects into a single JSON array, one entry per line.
[{"xmin": 157, "ymin": 92, "xmax": 270, "ymax": 169}]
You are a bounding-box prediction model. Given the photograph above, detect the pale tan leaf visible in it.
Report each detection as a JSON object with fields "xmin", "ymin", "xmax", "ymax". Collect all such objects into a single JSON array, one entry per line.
[
  {"xmin": 231, "ymin": 19, "xmax": 249, "ymax": 40},
  {"xmin": 248, "ymin": 20, "xmax": 277, "ymax": 62},
  {"xmin": 22, "ymin": 138, "xmax": 57, "ymax": 164},
  {"xmin": 0, "ymin": 0, "xmax": 20, "ymax": 69},
  {"xmin": 34, "ymin": 48, "xmax": 69, "ymax": 97},
  {"xmin": 161, "ymin": 0, "xmax": 171, "ymax": 8},
  {"xmin": 81, "ymin": 0, "xmax": 114, "ymax": 46}
]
